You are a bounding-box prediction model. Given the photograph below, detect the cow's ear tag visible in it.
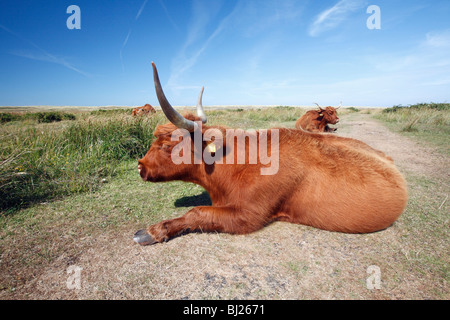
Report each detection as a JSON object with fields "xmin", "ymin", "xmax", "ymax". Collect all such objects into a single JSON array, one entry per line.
[{"xmin": 206, "ymin": 142, "xmax": 217, "ymax": 153}]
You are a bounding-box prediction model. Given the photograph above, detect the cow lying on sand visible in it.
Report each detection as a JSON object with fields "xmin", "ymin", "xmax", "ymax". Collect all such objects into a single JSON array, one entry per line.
[
  {"xmin": 295, "ymin": 105, "xmax": 339, "ymax": 132},
  {"xmin": 133, "ymin": 63, "xmax": 407, "ymax": 245}
]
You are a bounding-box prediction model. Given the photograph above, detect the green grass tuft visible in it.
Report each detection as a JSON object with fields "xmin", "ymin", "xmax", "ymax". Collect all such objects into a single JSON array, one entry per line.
[
  {"xmin": 375, "ymin": 102, "xmax": 449, "ymax": 152},
  {"xmin": 0, "ymin": 113, "xmax": 159, "ymax": 213}
]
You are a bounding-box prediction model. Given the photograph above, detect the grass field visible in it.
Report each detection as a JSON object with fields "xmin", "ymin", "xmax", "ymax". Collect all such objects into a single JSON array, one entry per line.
[
  {"xmin": 374, "ymin": 103, "xmax": 450, "ymax": 154},
  {"xmin": 0, "ymin": 104, "xmax": 448, "ymax": 299},
  {"xmin": 0, "ymin": 106, "xmax": 310, "ymax": 213}
]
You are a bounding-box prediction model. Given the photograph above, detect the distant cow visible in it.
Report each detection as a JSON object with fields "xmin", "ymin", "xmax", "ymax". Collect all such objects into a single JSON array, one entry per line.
[
  {"xmin": 132, "ymin": 104, "xmax": 156, "ymax": 116},
  {"xmin": 132, "ymin": 63, "xmax": 407, "ymax": 246},
  {"xmin": 295, "ymin": 104, "xmax": 339, "ymax": 133}
]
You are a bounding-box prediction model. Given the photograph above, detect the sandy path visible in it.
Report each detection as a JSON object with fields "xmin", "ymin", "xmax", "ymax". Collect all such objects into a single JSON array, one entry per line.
[
  {"xmin": 338, "ymin": 113, "xmax": 448, "ymax": 180},
  {"xmin": 11, "ymin": 113, "xmax": 449, "ymax": 300}
]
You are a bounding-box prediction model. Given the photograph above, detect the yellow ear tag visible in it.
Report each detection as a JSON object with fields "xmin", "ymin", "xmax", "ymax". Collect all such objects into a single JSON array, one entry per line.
[{"xmin": 206, "ymin": 143, "xmax": 216, "ymax": 153}]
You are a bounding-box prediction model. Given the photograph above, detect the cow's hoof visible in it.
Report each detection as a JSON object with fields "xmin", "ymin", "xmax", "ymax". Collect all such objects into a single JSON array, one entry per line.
[{"xmin": 133, "ymin": 229, "xmax": 157, "ymax": 246}]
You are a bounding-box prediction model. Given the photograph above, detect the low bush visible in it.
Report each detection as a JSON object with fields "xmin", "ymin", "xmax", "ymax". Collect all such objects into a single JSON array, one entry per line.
[{"xmin": 0, "ymin": 111, "xmax": 77, "ymax": 124}]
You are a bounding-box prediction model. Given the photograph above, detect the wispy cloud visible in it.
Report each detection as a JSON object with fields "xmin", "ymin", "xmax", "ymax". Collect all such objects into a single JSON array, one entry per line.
[
  {"xmin": 308, "ymin": 0, "xmax": 366, "ymax": 37},
  {"xmin": 372, "ymin": 30, "xmax": 450, "ymax": 72},
  {"xmin": 157, "ymin": 0, "xmax": 180, "ymax": 32},
  {"xmin": 167, "ymin": 0, "xmax": 305, "ymax": 96},
  {"xmin": 120, "ymin": 0, "xmax": 149, "ymax": 72},
  {"xmin": 423, "ymin": 29, "xmax": 450, "ymax": 48},
  {"xmin": 120, "ymin": 29, "xmax": 132, "ymax": 72},
  {"xmin": 11, "ymin": 50, "xmax": 92, "ymax": 77},
  {"xmin": 135, "ymin": 0, "xmax": 148, "ymax": 20},
  {"xmin": 354, "ymin": 29, "xmax": 450, "ymax": 104},
  {"xmin": 168, "ymin": 21, "xmax": 227, "ymax": 88},
  {"xmin": 237, "ymin": 0, "xmax": 304, "ymax": 37},
  {"xmin": 0, "ymin": 23, "xmax": 91, "ymax": 77},
  {"xmin": 168, "ymin": 0, "xmax": 235, "ymax": 90}
]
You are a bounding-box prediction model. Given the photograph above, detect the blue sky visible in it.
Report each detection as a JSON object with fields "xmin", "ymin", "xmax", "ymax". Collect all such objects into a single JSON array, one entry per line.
[{"xmin": 0, "ymin": 0, "xmax": 449, "ymax": 107}]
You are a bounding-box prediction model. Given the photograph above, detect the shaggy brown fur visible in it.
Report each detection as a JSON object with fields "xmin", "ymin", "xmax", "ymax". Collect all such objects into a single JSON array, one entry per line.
[{"xmin": 134, "ymin": 113, "xmax": 407, "ymax": 245}]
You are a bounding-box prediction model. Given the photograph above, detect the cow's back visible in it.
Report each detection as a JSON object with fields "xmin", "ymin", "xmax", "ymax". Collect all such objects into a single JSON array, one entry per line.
[
  {"xmin": 295, "ymin": 110, "xmax": 320, "ymax": 131},
  {"xmin": 277, "ymin": 130, "xmax": 407, "ymax": 233}
]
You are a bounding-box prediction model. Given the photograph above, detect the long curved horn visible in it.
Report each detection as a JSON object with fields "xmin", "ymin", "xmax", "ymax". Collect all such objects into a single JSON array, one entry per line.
[
  {"xmin": 152, "ymin": 62, "xmax": 198, "ymax": 132},
  {"xmin": 314, "ymin": 102, "xmax": 324, "ymax": 112},
  {"xmin": 196, "ymin": 86, "xmax": 207, "ymax": 124}
]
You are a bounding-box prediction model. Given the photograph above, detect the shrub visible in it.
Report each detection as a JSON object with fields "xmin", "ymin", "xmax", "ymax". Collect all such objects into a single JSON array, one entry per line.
[
  {"xmin": 347, "ymin": 107, "xmax": 360, "ymax": 112},
  {"xmin": 1, "ymin": 111, "xmax": 77, "ymax": 124},
  {"xmin": 0, "ymin": 113, "xmax": 20, "ymax": 123},
  {"xmin": 37, "ymin": 112, "xmax": 64, "ymax": 123},
  {"xmin": 383, "ymin": 105, "xmax": 405, "ymax": 113},
  {"xmin": 63, "ymin": 113, "xmax": 76, "ymax": 120},
  {"xmin": 383, "ymin": 103, "xmax": 450, "ymax": 113},
  {"xmin": 409, "ymin": 102, "xmax": 450, "ymax": 111}
]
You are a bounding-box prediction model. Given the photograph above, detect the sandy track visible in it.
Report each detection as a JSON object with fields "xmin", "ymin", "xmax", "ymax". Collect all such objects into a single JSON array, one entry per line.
[{"xmin": 339, "ymin": 114, "xmax": 448, "ymax": 179}]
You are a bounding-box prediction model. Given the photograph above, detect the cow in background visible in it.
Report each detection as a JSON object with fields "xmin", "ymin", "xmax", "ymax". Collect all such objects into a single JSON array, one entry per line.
[
  {"xmin": 295, "ymin": 103, "xmax": 340, "ymax": 133},
  {"xmin": 132, "ymin": 104, "xmax": 156, "ymax": 116}
]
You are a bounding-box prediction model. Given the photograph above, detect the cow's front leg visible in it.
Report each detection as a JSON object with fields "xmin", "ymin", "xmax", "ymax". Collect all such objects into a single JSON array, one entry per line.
[{"xmin": 133, "ymin": 206, "xmax": 267, "ymax": 246}]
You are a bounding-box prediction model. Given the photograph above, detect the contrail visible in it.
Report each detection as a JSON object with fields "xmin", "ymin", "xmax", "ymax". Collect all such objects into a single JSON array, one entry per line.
[{"xmin": 0, "ymin": 23, "xmax": 91, "ymax": 77}]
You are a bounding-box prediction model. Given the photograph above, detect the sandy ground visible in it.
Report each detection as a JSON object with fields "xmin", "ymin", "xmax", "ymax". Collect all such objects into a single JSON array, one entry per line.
[
  {"xmin": 3, "ymin": 113, "xmax": 448, "ymax": 300},
  {"xmin": 339, "ymin": 114, "xmax": 448, "ymax": 179}
]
